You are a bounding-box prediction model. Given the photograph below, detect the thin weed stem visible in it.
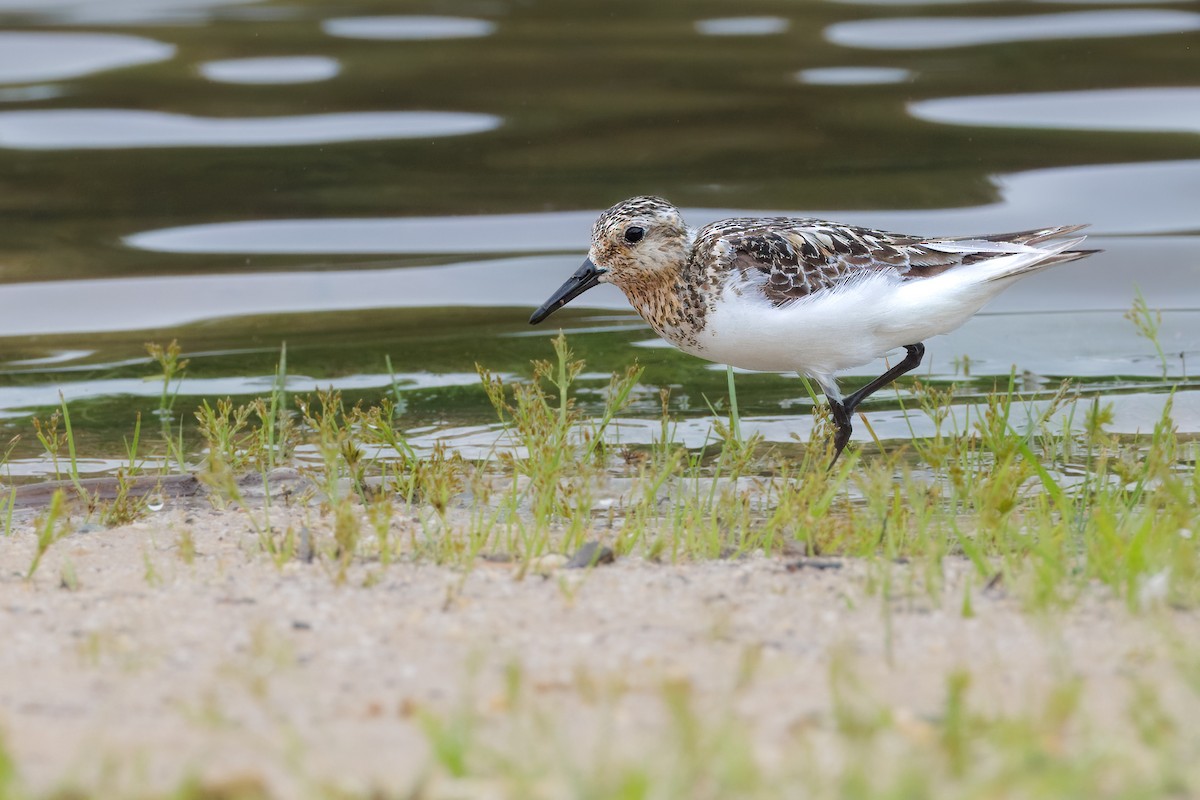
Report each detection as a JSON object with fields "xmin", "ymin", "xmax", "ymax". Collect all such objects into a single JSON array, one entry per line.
[{"xmin": 726, "ymin": 365, "xmax": 741, "ymax": 444}]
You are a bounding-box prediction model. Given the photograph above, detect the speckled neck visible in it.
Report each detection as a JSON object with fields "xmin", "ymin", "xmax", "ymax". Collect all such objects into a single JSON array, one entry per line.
[{"xmin": 615, "ymin": 258, "xmax": 711, "ymax": 348}]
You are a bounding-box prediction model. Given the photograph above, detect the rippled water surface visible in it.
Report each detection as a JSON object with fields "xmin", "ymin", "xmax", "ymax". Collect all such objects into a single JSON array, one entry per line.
[{"xmin": 0, "ymin": 0, "xmax": 1196, "ymax": 474}]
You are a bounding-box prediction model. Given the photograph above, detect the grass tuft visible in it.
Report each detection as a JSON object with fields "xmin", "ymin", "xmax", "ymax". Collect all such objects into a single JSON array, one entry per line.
[{"xmin": 4, "ymin": 327, "xmax": 1192, "ymax": 614}]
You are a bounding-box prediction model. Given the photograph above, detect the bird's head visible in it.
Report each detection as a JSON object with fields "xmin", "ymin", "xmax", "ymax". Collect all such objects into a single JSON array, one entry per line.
[{"xmin": 529, "ymin": 196, "xmax": 690, "ymax": 324}]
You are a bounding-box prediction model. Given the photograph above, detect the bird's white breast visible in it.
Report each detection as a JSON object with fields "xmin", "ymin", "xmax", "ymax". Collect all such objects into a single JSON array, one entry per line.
[{"xmin": 689, "ymin": 268, "xmax": 1000, "ymax": 376}]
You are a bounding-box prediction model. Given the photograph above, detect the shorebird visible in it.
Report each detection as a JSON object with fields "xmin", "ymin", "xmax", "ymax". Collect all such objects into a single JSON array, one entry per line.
[{"xmin": 530, "ymin": 196, "xmax": 1096, "ymax": 464}]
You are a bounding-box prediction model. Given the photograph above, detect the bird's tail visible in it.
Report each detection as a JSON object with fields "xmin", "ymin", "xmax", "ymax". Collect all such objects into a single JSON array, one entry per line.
[{"xmin": 925, "ymin": 224, "xmax": 1100, "ymax": 283}]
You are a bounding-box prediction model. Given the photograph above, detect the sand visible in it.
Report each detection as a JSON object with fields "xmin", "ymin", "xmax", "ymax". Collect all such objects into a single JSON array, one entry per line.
[{"xmin": 1, "ymin": 490, "xmax": 1197, "ymax": 797}]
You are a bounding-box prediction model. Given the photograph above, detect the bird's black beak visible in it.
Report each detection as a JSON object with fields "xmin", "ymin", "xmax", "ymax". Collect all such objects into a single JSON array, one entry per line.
[{"xmin": 529, "ymin": 258, "xmax": 606, "ymax": 324}]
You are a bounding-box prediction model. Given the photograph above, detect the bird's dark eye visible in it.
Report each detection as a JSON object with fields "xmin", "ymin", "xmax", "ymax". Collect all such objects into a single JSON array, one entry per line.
[{"xmin": 623, "ymin": 226, "xmax": 645, "ymax": 244}]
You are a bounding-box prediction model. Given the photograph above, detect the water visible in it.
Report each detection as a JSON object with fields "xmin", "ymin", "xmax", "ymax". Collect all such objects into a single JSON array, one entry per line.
[
  {"xmin": 198, "ymin": 56, "xmax": 341, "ymax": 84},
  {"xmin": 0, "ymin": 0, "xmax": 1196, "ymax": 476}
]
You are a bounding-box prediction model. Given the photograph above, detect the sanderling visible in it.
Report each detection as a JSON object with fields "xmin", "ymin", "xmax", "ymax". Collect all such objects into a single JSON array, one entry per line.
[{"xmin": 530, "ymin": 196, "xmax": 1097, "ymax": 464}]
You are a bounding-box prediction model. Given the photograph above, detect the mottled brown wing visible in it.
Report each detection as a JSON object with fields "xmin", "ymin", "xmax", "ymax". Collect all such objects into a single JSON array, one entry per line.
[{"xmin": 699, "ymin": 219, "xmax": 961, "ymax": 307}]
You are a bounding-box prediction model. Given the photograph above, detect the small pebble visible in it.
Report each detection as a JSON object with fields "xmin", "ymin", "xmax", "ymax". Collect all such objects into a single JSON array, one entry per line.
[{"xmin": 567, "ymin": 541, "xmax": 615, "ymax": 569}]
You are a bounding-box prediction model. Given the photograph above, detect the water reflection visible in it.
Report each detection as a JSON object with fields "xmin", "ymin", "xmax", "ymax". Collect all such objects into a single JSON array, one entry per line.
[
  {"xmin": 4, "ymin": 350, "xmax": 94, "ymax": 367},
  {"xmin": 5, "ymin": 239, "xmax": 1199, "ymax": 339},
  {"xmin": 695, "ymin": 17, "xmax": 790, "ymax": 36},
  {"xmin": 0, "ymin": 0, "xmax": 262, "ymax": 24},
  {"xmin": 126, "ymin": 160, "xmax": 1200, "ymax": 254},
  {"xmin": 797, "ymin": 67, "xmax": 913, "ymax": 85},
  {"xmin": 0, "ymin": 372, "xmax": 488, "ymax": 413},
  {"xmin": 826, "ymin": 10, "xmax": 1200, "ymax": 49},
  {"xmin": 198, "ymin": 56, "xmax": 341, "ymax": 85},
  {"xmin": 827, "ymin": 0, "xmax": 1188, "ymax": 4},
  {"xmin": 0, "ymin": 256, "xmax": 623, "ymax": 336},
  {"xmin": 0, "ymin": 32, "xmax": 174, "ymax": 84},
  {"xmin": 321, "ymin": 16, "xmax": 496, "ymax": 41},
  {"xmin": 0, "ymin": 85, "xmax": 63, "ymax": 103},
  {"xmin": 406, "ymin": 389, "xmax": 1200, "ymax": 458},
  {"xmin": 129, "ymin": 212, "xmax": 598, "ymax": 254},
  {"xmin": 911, "ymin": 88, "xmax": 1200, "ymax": 135},
  {"xmin": 0, "ymin": 109, "xmax": 501, "ymax": 149},
  {"xmin": 1, "ymin": 458, "xmax": 170, "ymax": 478}
]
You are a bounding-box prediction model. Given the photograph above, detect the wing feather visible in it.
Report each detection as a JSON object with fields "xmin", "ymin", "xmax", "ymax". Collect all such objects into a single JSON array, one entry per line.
[{"xmin": 690, "ymin": 218, "xmax": 1092, "ymax": 307}]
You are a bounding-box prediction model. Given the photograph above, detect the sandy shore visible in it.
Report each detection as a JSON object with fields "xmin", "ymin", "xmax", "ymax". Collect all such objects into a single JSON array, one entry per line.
[{"xmin": 2, "ymin": 494, "xmax": 1198, "ymax": 797}]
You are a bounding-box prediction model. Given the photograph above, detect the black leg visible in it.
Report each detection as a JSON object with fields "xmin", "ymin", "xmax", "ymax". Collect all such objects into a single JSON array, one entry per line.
[
  {"xmin": 827, "ymin": 397, "xmax": 853, "ymax": 468},
  {"xmin": 843, "ymin": 343, "xmax": 925, "ymax": 415},
  {"xmin": 823, "ymin": 343, "xmax": 925, "ymax": 470}
]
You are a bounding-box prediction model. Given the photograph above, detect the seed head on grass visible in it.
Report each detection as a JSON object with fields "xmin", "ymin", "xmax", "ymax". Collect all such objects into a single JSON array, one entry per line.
[
  {"xmin": 195, "ymin": 398, "xmax": 255, "ymax": 477},
  {"xmin": 145, "ymin": 339, "xmax": 189, "ymax": 420},
  {"xmin": 1125, "ymin": 287, "xmax": 1168, "ymax": 380},
  {"xmin": 31, "ymin": 411, "xmax": 65, "ymax": 481},
  {"xmin": 99, "ymin": 469, "xmax": 151, "ymax": 527},
  {"xmin": 145, "ymin": 339, "xmax": 191, "ymax": 470}
]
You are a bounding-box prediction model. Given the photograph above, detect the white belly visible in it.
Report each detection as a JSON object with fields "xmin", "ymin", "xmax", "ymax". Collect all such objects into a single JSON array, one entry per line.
[{"xmin": 688, "ymin": 272, "xmax": 1000, "ymax": 376}]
